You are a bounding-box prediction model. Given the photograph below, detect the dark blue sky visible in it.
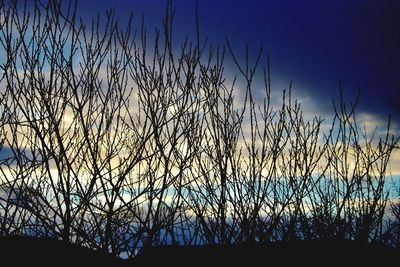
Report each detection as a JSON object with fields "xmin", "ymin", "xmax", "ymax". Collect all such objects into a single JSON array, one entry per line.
[{"xmin": 76, "ymin": 0, "xmax": 400, "ymax": 123}]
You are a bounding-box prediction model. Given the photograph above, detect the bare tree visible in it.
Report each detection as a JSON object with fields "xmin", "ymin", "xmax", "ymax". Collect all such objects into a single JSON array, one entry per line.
[{"xmin": 0, "ymin": 0, "xmax": 399, "ymax": 260}]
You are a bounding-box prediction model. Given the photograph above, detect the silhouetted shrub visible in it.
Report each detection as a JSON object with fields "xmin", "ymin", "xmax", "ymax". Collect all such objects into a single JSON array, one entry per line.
[{"xmin": 0, "ymin": 0, "xmax": 399, "ymax": 261}]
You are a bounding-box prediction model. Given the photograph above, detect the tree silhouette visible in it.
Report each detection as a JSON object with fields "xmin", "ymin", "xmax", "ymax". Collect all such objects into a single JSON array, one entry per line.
[{"xmin": 0, "ymin": 0, "xmax": 399, "ymax": 262}]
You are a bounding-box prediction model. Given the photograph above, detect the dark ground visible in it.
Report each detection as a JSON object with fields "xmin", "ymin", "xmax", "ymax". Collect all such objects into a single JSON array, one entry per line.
[
  {"xmin": 133, "ymin": 240, "xmax": 399, "ymax": 267},
  {"xmin": 0, "ymin": 236, "xmax": 122, "ymax": 267},
  {"xmin": 0, "ymin": 236, "xmax": 398, "ymax": 267}
]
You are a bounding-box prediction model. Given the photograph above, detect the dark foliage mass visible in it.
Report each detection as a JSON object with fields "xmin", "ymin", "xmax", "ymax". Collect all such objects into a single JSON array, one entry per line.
[
  {"xmin": 133, "ymin": 240, "xmax": 399, "ymax": 267},
  {"xmin": 0, "ymin": 236, "xmax": 123, "ymax": 266},
  {"xmin": 0, "ymin": 0, "xmax": 399, "ymax": 263},
  {"xmin": 0, "ymin": 236, "xmax": 398, "ymax": 267}
]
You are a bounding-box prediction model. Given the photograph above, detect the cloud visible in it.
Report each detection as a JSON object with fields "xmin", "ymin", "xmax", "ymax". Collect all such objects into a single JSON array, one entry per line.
[
  {"xmin": 389, "ymin": 150, "xmax": 400, "ymax": 176},
  {"xmin": 357, "ymin": 112, "xmax": 397, "ymax": 137}
]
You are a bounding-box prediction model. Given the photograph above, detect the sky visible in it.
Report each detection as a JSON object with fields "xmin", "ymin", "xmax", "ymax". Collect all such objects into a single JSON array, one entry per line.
[
  {"xmin": 1, "ymin": 0, "xmax": 400, "ymax": 167},
  {"xmin": 71, "ymin": 0, "xmax": 400, "ymax": 181},
  {"xmin": 75, "ymin": 0, "xmax": 400, "ymax": 125}
]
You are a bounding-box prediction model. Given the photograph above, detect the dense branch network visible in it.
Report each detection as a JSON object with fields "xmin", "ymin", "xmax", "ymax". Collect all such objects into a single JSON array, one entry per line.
[{"xmin": 0, "ymin": 0, "xmax": 399, "ymax": 258}]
